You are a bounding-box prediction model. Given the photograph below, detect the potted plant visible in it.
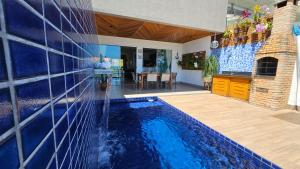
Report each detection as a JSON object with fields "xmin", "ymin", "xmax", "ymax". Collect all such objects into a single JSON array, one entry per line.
[
  {"xmin": 233, "ymin": 37, "xmax": 239, "ymax": 44},
  {"xmin": 240, "ymin": 35, "xmax": 248, "ymax": 44},
  {"xmin": 239, "ymin": 19, "xmax": 251, "ymax": 35},
  {"xmin": 203, "ymin": 55, "xmax": 218, "ymax": 85},
  {"xmin": 233, "ymin": 24, "xmax": 240, "ymax": 34},
  {"xmin": 222, "ymin": 29, "xmax": 232, "ymax": 46}
]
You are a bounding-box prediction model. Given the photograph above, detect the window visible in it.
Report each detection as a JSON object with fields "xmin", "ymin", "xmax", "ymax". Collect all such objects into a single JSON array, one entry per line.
[
  {"xmin": 143, "ymin": 48, "xmax": 157, "ymax": 67},
  {"xmin": 256, "ymin": 57, "xmax": 278, "ymax": 76}
]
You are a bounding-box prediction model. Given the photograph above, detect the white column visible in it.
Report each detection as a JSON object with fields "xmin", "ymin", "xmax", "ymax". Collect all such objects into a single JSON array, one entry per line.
[{"xmin": 288, "ymin": 36, "xmax": 300, "ymax": 107}]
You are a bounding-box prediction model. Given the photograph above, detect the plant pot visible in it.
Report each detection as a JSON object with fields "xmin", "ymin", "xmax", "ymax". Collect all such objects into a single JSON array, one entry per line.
[
  {"xmin": 100, "ymin": 82, "xmax": 107, "ymax": 91},
  {"xmin": 241, "ymin": 35, "xmax": 248, "ymax": 44},
  {"xmin": 233, "ymin": 37, "xmax": 239, "ymax": 44},
  {"xmin": 222, "ymin": 38, "xmax": 230, "ymax": 46},
  {"xmin": 251, "ymin": 33, "xmax": 258, "ymax": 43},
  {"xmin": 264, "ymin": 30, "xmax": 271, "ymax": 40},
  {"xmin": 234, "ymin": 27, "xmax": 239, "ymax": 34}
]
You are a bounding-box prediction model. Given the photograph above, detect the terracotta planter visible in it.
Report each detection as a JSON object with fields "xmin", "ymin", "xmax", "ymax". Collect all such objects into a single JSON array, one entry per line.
[
  {"xmin": 264, "ymin": 30, "xmax": 271, "ymax": 40},
  {"xmin": 234, "ymin": 27, "xmax": 239, "ymax": 34},
  {"xmin": 233, "ymin": 37, "xmax": 239, "ymax": 44},
  {"xmin": 241, "ymin": 35, "xmax": 248, "ymax": 44},
  {"xmin": 222, "ymin": 38, "xmax": 230, "ymax": 46},
  {"xmin": 251, "ymin": 33, "xmax": 258, "ymax": 43}
]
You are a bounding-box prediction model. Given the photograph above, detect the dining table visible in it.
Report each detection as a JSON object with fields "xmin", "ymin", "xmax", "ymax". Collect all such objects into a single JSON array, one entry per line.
[{"xmin": 137, "ymin": 72, "xmax": 161, "ymax": 89}]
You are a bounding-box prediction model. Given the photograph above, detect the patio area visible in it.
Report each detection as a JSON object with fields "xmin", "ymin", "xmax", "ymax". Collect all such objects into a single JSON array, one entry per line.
[
  {"xmin": 96, "ymin": 80, "xmax": 208, "ymax": 99},
  {"xmin": 160, "ymin": 93, "xmax": 300, "ymax": 169}
]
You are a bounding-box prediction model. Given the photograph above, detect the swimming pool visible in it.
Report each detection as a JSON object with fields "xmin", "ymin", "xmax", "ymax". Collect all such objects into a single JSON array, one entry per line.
[{"xmin": 97, "ymin": 97, "xmax": 281, "ymax": 169}]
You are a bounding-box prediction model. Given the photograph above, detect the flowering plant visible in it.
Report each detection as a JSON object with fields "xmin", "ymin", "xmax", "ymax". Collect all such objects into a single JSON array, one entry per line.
[
  {"xmin": 255, "ymin": 23, "xmax": 266, "ymax": 33},
  {"xmin": 242, "ymin": 10, "xmax": 251, "ymax": 19}
]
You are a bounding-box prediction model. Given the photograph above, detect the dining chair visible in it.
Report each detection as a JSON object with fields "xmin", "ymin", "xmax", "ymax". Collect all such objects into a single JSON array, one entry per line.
[
  {"xmin": 131, "ymin": 72, "xmax": 141, "ymax": 89},
  {"xmin": 160, "ymin": 73, "xmax": 171, "ymax": 89},
  {"xmin": 146, "ymin": 73, "xmax": 158, "ymax": 89},
  {"xmin": 171, "ymin": 72, "xmax": 177, "ymax": 89}
]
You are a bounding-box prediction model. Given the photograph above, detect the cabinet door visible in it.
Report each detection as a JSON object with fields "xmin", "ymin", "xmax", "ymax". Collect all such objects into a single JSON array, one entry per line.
[
  {"xmin": 212, "ymin": 77, "xmax": 230, "ymax": 96},
  {"xmin": 229, "ymin": 79, "xmax": 250, "ymax": 101}
]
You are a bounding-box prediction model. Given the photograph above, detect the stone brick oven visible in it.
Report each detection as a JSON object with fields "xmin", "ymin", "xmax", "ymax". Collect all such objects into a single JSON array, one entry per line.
[{"xmin": 249, "ymin": 0, "xmax": 297, "ymax": 109}]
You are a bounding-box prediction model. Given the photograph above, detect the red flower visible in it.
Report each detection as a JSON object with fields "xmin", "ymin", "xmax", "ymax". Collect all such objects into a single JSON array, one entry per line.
[{"xmin": 242, "ymin": 10, "xmax": 251, "ymax": 19}]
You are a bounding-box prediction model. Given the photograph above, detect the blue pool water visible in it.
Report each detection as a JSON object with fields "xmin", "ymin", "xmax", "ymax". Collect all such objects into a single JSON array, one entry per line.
[{"xmin": 98, "ymin": 98, "xmax": 279, "ymax": 169}]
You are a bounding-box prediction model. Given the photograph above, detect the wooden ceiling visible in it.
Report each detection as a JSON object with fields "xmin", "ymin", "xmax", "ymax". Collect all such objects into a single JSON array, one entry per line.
[{"xmin": 94, "ymin": 13, "xmax": 213, "ymax": 43}]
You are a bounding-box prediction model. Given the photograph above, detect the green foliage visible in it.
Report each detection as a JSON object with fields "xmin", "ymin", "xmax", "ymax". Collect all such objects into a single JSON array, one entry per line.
[
  {"xmin": 223, "ymin": 29, "xmax": 232, "ymax": 38},
  {"xmin": 203, "ymin": 55, "xmax": 218, "ymax": 78}
]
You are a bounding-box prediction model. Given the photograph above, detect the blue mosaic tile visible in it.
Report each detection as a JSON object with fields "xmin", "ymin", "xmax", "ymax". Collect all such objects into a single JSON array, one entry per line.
[
  {"xmin": 61, "ymin": 0, "xmax": 71, "ymax": 20},
  {"xmin": 57, "ymin": 135, "xmax": 69, "ymax": 167},
  {"xmin": 24, "ymin": 0, "xmax": 43, "ymax": 14},
  {"xmin": 70, "ymin": 121, "xmax": 77, "ymax": 142},
  {"xmin": 55, "ymin": 115, "xmax": 68, "ymax": 145},
  {"xmin": 50, "ymin": 76, "xmax": 66, "ymax": 99},
  {"xmin": 67, "ymin": 89, "xmax": 76, "ymax": 106},
  {"xmin": 66, "ymin": 73, "xmax": 75, "ymax": 90},
  {"xmin": 0, "ymin": 0, "xmax": 99, "ymax": 168},
  {"xmin": 0, "ymin": 135, "xmax": 19, "ymax": 169},
  {"xmin": 21, "ymin": 107, "xmax": 52, "ymax": 159},
  {"xmin": 70, "ymin": 133, "xmax": 77, "ymax": 157},
  {"xmin": 61, "ymin": 150, "xmax": 71, "ymax": 169},
  {"xmin": 0, "ymin": 40, "xmax": 8, "ymax": 81},
  {"xmin": 63, "ymin": 36, "xmax": 73, "ymax": 55},
  {"xmin": 16, "ymin": 79, "xmax": 50, "ymax": 121},
  {"xmin": 4, "ymin": 0, "xmax": 45, "ymax": 45},
  {"xmin": 68, "ymin": 104, "xmax": 77, "ymax": 124},
  {"xmin": 44, "ymin": 0, "xmax": 61, "ymax": 29},
  {"xmin": 46, "ymin": 24, "xmax": 63, "ymax": 52},
  {"xmin": 0, "ymin": 88, "xmax": 14, "ymax": 135},
  {"xmin": 211, "ymin": 43, "xmax": 264, "ymax": 73},
  {"xmin": 25, "ymin": 133, "xmax": 55, "ymax": 169},
  {"xmin": 53, "ymin": 100, "xmax": 67, "ymax": 123},
  {"xmin": 48, "ymin": 157, "xmax": 57, "ymax": 169},
  {"xmin": 49, "ymin": 52, "xmax": 64, "ymax": 74},
  {"xmin": 9, "ymin": 41, "xmax": 47, "ymax": 79}
]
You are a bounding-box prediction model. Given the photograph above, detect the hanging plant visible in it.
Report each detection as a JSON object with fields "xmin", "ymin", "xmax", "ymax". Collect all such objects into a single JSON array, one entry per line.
[
  {"xmin": 222, "ymin": 29, "xmax": 232, "ymax": 46},
  {"xmin": 239, "ymin": 19, "xmax": 251, "ymax": 34}
]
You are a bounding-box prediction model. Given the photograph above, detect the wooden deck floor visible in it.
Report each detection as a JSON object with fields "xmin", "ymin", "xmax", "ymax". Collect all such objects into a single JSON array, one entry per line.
[{"xmin": 159, "ymin": 94, "xmax": 300, "ymax": 169}]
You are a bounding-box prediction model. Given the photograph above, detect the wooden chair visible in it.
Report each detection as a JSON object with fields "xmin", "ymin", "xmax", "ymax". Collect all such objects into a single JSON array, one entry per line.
[
  {"xmin": 171, "ymin": 72, "xmax": 177, "ymax": 89},
  {"xmin": 146, "ymin": 73, "xmax": 158, "ymax": 89},
  {"xmin": 131, "ymin": 72, "xmax": 141, "ymax": 88},
  {"xmin": 160, "ymin": 73, "xmax": 171, "ymax": 89}
]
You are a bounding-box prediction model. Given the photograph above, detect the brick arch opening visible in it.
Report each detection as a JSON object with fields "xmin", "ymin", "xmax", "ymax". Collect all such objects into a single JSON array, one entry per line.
[{"xmin": 256, "ymin": 57, "xmax": 278, "ymax": 76}]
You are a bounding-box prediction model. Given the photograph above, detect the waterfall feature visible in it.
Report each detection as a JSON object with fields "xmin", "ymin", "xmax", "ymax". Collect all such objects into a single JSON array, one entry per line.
[
  {"xmin": 94, "ymin": 69, "xmax": 115, "ymax": 168},
  {"xmin": 102, "ymin": 74, "xmax": 112, "ymax": 133}
]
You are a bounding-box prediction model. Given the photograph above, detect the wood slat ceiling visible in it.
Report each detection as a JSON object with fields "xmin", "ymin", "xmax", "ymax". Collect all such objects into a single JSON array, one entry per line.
[{"xmin": 95, "ymin": 13, "xmax": 213, "ymax": 43}]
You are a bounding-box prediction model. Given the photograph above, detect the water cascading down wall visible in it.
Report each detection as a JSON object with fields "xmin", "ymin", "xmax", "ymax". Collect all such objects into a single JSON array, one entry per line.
[{"xmin": 0, "ymin": 1, "xmax": 100, "ymax": 169}]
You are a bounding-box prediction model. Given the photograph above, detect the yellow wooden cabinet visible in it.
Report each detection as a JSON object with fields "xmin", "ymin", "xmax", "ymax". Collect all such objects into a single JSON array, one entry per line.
[{"xmin": 212, "ymin": 75, "xmax": 251, "ymax": 101}]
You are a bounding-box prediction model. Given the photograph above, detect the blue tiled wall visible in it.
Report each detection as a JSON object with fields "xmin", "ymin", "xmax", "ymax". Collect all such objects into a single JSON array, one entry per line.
[
  {"xmin": 0, "ymin": 0, "xmax": 99, "ymax": 169},
  {"xmin": 211, "ymin": 43, "xmax": 264, "ymax": 74}
]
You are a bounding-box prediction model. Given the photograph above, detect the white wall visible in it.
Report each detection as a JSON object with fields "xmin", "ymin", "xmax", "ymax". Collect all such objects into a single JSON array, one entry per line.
[
  {"xmin": 92, "ymin": 0, "xmax": 228, "ymax": 33},
  {"xmin": 98, "ymin": 35, "xmax": 212, "ymax": 86},
  {"xmin": 181, "ymin": 37, "xmax": 212, "ymax": 86},
  {"xmin": 98, "ymin": 35, "xmax": 183, "ymax": 79},
  {"xmin": 288, "ymin": 62, "xmax": 300, "ymax": 107}
]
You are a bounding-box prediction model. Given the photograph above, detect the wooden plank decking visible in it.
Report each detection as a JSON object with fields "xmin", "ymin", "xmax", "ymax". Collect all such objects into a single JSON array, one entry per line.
[{"xmin": 159, "ymin": 93, "xmax": 300, "ymax": 169}]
